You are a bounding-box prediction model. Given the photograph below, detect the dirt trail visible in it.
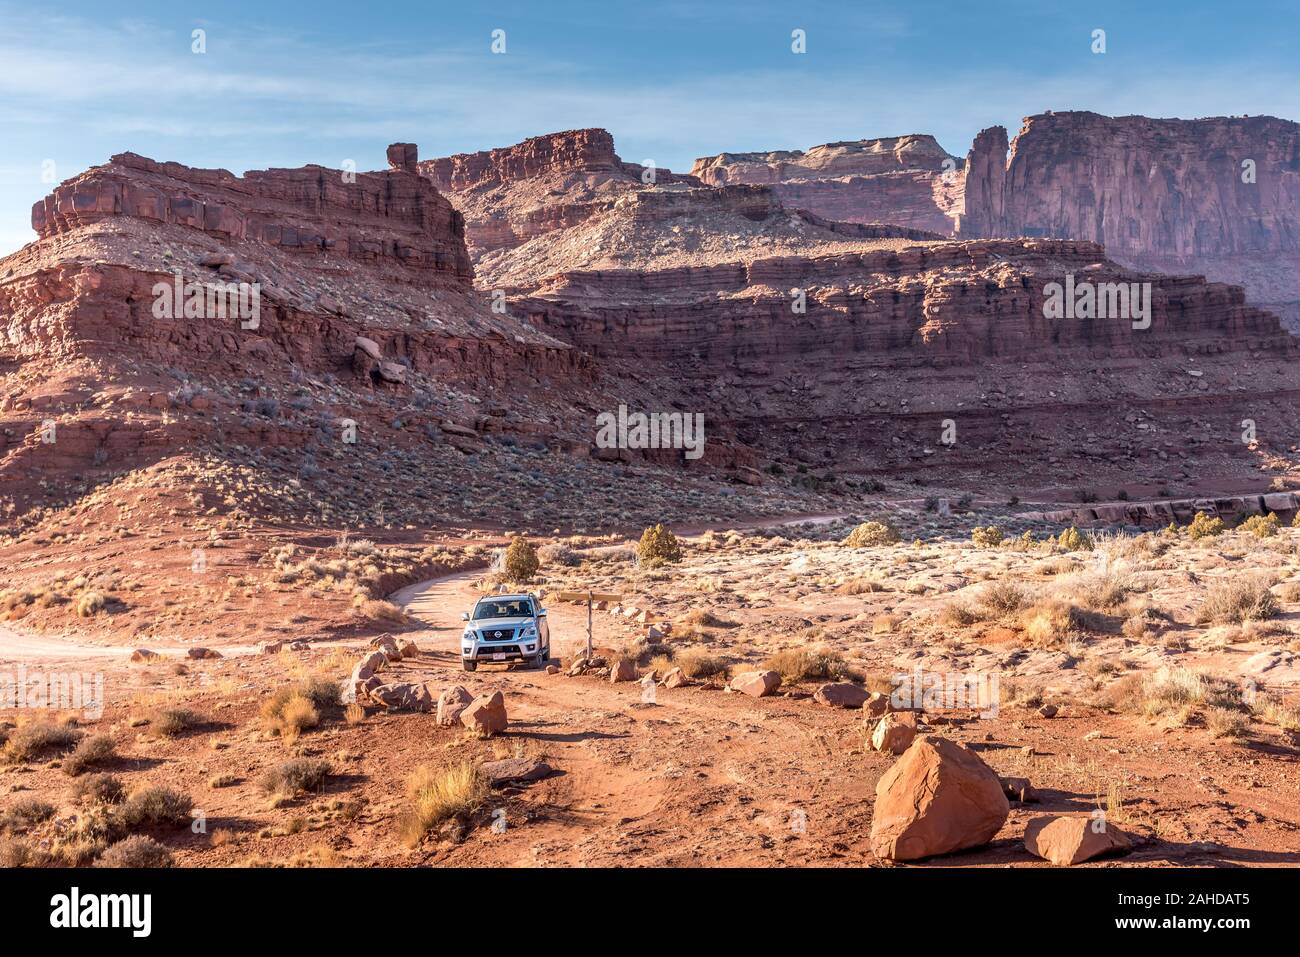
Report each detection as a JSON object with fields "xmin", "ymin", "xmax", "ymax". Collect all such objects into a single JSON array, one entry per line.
[{"xmin": 389, "ymin": 568, "xmax": 890, "ymax": 866}]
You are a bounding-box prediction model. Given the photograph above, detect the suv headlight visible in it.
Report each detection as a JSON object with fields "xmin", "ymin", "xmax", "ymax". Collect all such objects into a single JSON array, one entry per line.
[{"xmin": 521, "ymin": 624, "xmax": 537, "ymax": 638}]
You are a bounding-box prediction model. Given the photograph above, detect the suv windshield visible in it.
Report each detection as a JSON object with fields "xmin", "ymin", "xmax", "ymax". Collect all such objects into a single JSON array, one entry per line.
[{"xmin": 473, "ymin": 598, "xmax": 534, "ymax": 620}]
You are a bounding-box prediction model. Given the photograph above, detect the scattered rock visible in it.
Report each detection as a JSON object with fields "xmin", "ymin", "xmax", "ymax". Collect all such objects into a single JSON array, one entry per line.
[
  {"xmin": 1023, "ymin": 815, "xmax": 1132, "ymax": 866},
  {"xmin": 129, "ymin": 649, "xmax": 160, "ymax": 663},
  {"xmin": 187, "ymin": 647, "xmax": 222, "ymax": 660},
  {"xmin": 871, "ymin": 712, "xmax": 918, "ymax": 754},
  {"xmin": 610, "ymin": 659, "xmax": 637, "ymax": 683},
  {"xmin": 1000, "ymin": 776, "xmax": 1039, "ymax": 803},
  {"xmin": 544, "ymin": 664, "xmax": 560, "ymax": 675},
  {"xmin": 399, "ymin": 640, "xmax": 419, "ymax": 658},
  {"xmin": 480, "ymin": 757, "xmax": 554, "ymax": 787},
  {"xmin": 862, "ymin": 691, "xmax": 893, "ymax": 718},
  {"xmin": 814, "ymin": 682, "xmax": 870, "ymax": 709},
  {"xmin": 436, "ymin": 686, "xmax": 475, "ymax": 727},
  {"xmin": 1038, "ymin": 704, "xmax": 1059, "ymax": 718},
  {"xmin": 729, "ymin": 670, "xmax": 781, "ymax": 698},
  {"xmin": 870, "ymin": 735, "xmax": 1010, "ymax": 861},
  {"xmin": 460, "ymin": 691, "xmax": 508, "ymax": 737},
  {"xmin": 663, "ymin": 667, "xmax": 686, "ymax": 688}
]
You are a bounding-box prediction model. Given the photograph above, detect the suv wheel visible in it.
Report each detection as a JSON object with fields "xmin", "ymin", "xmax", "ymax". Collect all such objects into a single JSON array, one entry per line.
[
  {"xmin": 462, "ymin": 660, "xmax": 478, "ymax": 672},
  {"xmin": 532, "ymin": 652, "xmax": 547, "ymax": 669}
]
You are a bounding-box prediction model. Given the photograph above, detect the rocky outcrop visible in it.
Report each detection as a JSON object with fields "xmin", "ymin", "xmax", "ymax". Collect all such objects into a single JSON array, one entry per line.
[
  {"xmin": 421, "ymin": 129, "xmax": 624, "ymax": 192},
  {"xmin": 959, "ymin": 111, "xmax": 1300, "ymax": 327},
  {"xmin": 691, "ymin": 134, "xmax": 963, "ymax": 235}
]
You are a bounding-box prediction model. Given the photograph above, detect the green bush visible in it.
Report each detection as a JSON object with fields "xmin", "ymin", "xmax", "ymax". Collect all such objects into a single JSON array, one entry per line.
[
  {"xmin": 637, "ymin": 525, "xmax": 683, "ymax": 565},
  {"xmin": 842, "ymin": 521, "xmax": 900, "ymax": 548},
  {"xmin": 502, "ymin": 537, "xmax": 539, "ymax": 582}
]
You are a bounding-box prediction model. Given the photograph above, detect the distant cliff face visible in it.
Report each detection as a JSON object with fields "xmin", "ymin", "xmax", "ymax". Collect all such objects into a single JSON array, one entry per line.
[
  {"xmin": 958, "ymin": 111, "xmax": 1300, "ymax": 327},
  {"xmin": 690, "ymin": 134, "xmax": 963, "ymax": 235}
]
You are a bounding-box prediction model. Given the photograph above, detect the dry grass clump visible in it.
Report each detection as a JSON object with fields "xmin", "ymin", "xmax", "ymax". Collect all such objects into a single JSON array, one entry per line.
[
  {"xmin": 96, "ymin": 835, "xmax": 173, "ymax": 868},
  {"xmin": 120, "ymin": 786, "xmax": 194, "ymax": 827},
  {"xmin": 74, "ymin": 590, "xmax": 108, "ymax": 617},
  {"xmin": 352, "ymin": 596, "xmax": 407, "ymax": 625},
  {"xmin": 1096, "ymin": 666, "xmax": 1247, "ymax": 729},
  {"xmin": 259, "ymin": 758, "xmax": 331, "ymax": 801},
  {"xmin": 263, "ymin": 691, "xmax": 319, "ymax": 741},
  {"xmin": 1, "ymin": 797, "xmax": 56, "ymax": 832},
  {"xmin": 684, "ymin": 608, "xmax": 737, "ymax": 628},
  {"xmin": 842, "ymin": 521, "xmax": 900, "ymax": 548},
  {"xmin": 63, "ymin": 733, "xmax": 117, "ymax": 776},
  {"xmin": 151, "ymin": 707, "xmax": 203, "ymax": 738},
  {"xmin": 938, "ymin": 600, "xmax": 983, "ymax": 628},
  {"xmin": 1196, "ymin": 576, "xmax": 1278, "ymax": 625},
  {"xmin": 71, "ymin": 772, "xmax": 126, "ymax": 806},
  {"xmin": 538, "ymin": 541, "xmax": 582, "ymax": 567},
  {"xmin": 670, "ymin": 648, "xmax": 730, "ymax": 679},
  {"xmin": 979, "ymin": 580, "xmax": 1029, "ymax": 616},
  {"xmin": 763, "ymin": 645, "xmax": 854, "ymax": 684},
  {"xmin": 2, "ymin": 719, "xmax": 81, "ymax": 763},
  {"xmin": 1059, "ymin": 569, "xmax": 1136, "ymax": 611},
  {"xmin": 1205, "ymin": 707, "xmax": 1251, "ymax": 739},
  {"xmin": 344, "ymin": 702, "xmax": 366, "ymax": 725},
  {"xmin": 398, "ymin": 762, "xmax": 487, "ymax": 847},
  {"xmin": 1252, "ymin": 695, "xmax": 1300, "ymax": 732},
  {"xmin": 1020, "ymin": 599, "xmax": 1084, "ymax": 647},
  {"xmin": 837, "ymin": 577, "xmax": 884, "ymax": 595}
]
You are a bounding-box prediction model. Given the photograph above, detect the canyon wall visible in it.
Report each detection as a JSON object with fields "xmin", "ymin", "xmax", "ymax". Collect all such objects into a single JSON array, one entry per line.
[{"xmin": 958, "ymin": 111, "xmax": 1300, "ymax": 327}]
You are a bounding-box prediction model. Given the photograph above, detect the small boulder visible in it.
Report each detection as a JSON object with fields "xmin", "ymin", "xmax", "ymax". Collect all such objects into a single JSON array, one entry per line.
[
  {"xmin": 260, "ymin": 641, "xmax": 284, "ymax": 655},
  {"xmin": 729, "ymin": 670, "xmax": 781, "ymax": 698},
  {"xmin": 862, "ymin": 691, "xmax": 893, "ymax": 718},
  {"xmin": 399, "ymin": 640, "xmax": 419, "ymax": 659},
  {"xmin": 1000, "ymin": 776, "xmax": 1039, "ymax": 803},
  {"xmin": 662, "ymin": 667, "xmax": 686, "ymax": 688},
  {"xmin": 368, "ymin": 683, "xmax": 411, "ymax": 709},
  {"xmin": 460, "ymin": 691, "xmax": 508, "ymax": 737},
  {"xmin": 130, "ymin": 649, "xmax": 160, "ymax": 663},
  {"xmin": 1023, "ymin": 815, "xmax": 1132, "ymax": 866},
  {"xmin": 544, "ymin": 664, "xmax": 560, "ymax": 675},
  {"xmin": 610, "ymin": 659, "xmax": 637, "ymax": 683},
  {"xmin": 814, "ymin": 682, "xmax": 869, "ymax": 709},
  {"xmin": 480, "ymin": 757, "xmax": 553, "ymax": 787},
  {"xmin": 186, "ymin": 647, "xmax": 222, "ymax": 660},
  {"xmin": 870, "ymin": 735, "xmax": 1010, "ymax": 861},
  {"xmin": 436, "ymin": 685, "xmax": 474, "ymax": 727},
  {"xmin": 354, "ymin": 336, "xmax": 382, "ymax": 360},
  {"xmin": 1038, "ymin": 704, "xmax": 1059, "ymax": 719},
  {"xmin": 871, "ymin": 712, "xmax": 918, "ymax": 754}
]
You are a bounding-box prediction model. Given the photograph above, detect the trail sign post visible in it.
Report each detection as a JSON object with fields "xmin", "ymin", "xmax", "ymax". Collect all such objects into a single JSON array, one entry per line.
[{"xmin": 551, "ymin": 590, "xmax": 623, "ymax": 659}]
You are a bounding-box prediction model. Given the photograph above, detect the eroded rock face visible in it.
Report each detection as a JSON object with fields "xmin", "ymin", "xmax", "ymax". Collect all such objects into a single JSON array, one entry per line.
[
  {"xmin": 870, "ymin": 735, "xmax": 1009, "ymax": 861},
  {"xmin": 690, "ymin": 134, "xmax": 964, "ymax": 235},
  {"xmin": 959, "ymin": 111, "xmax": 1300, "ymax": 328}
]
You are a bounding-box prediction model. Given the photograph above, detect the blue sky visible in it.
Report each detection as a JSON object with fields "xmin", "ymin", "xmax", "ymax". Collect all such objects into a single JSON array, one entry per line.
[{"xmin": 1, "ymin": 0, "xmax": 1297, "ymax": 255}]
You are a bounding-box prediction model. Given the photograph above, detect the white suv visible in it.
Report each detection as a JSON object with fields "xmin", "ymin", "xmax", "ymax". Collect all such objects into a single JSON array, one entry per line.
[{"xmin": 460, "ymin": 593, "xmax": 551, "ymax": 671}]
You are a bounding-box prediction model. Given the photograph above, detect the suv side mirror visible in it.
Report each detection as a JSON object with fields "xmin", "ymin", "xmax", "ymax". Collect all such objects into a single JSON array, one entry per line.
[
  {"xmin": 537, "ymin": 608, "xmax": 547, "ymax": 616},
  {"xmin": 460, "ymin": 612, "xmax": 470, "ymax": 621}
]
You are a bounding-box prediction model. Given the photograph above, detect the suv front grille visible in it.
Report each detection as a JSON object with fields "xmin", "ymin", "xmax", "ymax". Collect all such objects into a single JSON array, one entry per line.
[
  {"xmin": 479, "ymin": 628, "xmax": 516, "ymax": 641},
  {"xmin": 477, "ymin": 644, "xmax": 521, "ymax": 657}
]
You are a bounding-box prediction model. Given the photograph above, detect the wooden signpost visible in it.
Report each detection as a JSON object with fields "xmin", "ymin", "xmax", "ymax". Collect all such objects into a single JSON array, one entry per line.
[{"xmin": 550, "ymin": 590, "xmax": 624, "ymax": 659}]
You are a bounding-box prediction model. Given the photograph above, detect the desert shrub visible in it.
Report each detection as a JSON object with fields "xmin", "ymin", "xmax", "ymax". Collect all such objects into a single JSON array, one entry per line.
[
  {"xmin": 97, "ymin": 835, "xmax": 173, "ymax": 868},
  {"xmin": 763, "ymin": 646, "xmax": 853, "ymax": 684},
  {"xmin": 2, "ymin": 720, "xmax": 81, "ymax": 763},
  {"xmin": 344, "ymin": 702, "xmax": 366, "ymax": 725},
  {"xmin": 63, "ymin": 734, "xmax": 117, "ymax": 776},
  {"xmin": 978, "ymin": 581, "xmax": 1028, "ymax": 616},
  {"xmin": 1055, "ymin": 526, "xmax": 1094, "ymax": 552},
  {"xmin": 1252, "ymin": 695, "xmax": 1300, "ymax": 732},
  {"xmin": 71, "ymin": 772, "xmax": 127, "ymax": 806},
  {"xmin": 1188, "ymin": 511, "xmax": 1225, "ymax": 540},
  {"xmin": 259, "ymin": 758, "xmax": 331, "ymax": 799},
  {"xmin": 970, "ymin": 525, "xmax": 1004, "ymax": 548},
  {"xmin": 684, "ymin": 608, "xmax": 736, "ymax": 628},
  {"xmin": 275, "ymin": 693, "xmax": 319, "ymax": 741},
  {"xmin": 938, "ymin": 601, "xmax": 983, "ymax": 628},
  {"xmin": 501, "ymin": 536, "xmax": 540, "ymax": 581},
  {"xmin": 1060, "ymin": 569, "xmax": 1135, "ymax": 611},
  {"xmin": 1, "ymin": 797, "xmax": 55, "ymax": 832},
  {"xmin": 75, "ymin": 590, "xmax": 107, "ymax": 617},
  {"xmin": 842, "ymin": 521, "xmax": 900, "ymax": 548},
  {"xmin": 352, "ymin": 597, "xmax": 407, "ymax": 624},
  {"xmin": 671, "ymin": 648, "xmax": 729, "ymax": 679},
  {"xmin": 1020, "ymin": 600, "xmax": 1083, "ymax": 647},
  {"xmin": 0, "ymin": 836, "xmax": 30, "ymax": 868},
  {"xmin": 1196, "ymin": 576, "xmax": 1278, "ymax": 624},
  {"xmin": 1239, "ymin": 513, "xmax": 1279, "ymax": 538},
  {"xmin": 121, "ymin": 786, "xmax": 193, "ymax": 828},
  {"xmin": 1097, "ymin": 666, "xmax": 1243, "ymax": 719},
  {"xmin": 637, "ymin": 525, "xmax": 683, "ymax": 565},
  {"xmin": 398, "ymin": 762, "xmax": 487, "ymax": 847},
  {"xmin": 152, "ymin": 708, "xmax": 203, "ymax": 737},
  {"xmin": 537, "ymin": 542, "xmax": 582, "ymax": 567},
  {"xmin": 261, "ymin": 677, "xmax": 339, "ymax": 736},
  {"xmin": 1205, "ymin": 707, "xmax": 1251, "ymax": 739}
]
